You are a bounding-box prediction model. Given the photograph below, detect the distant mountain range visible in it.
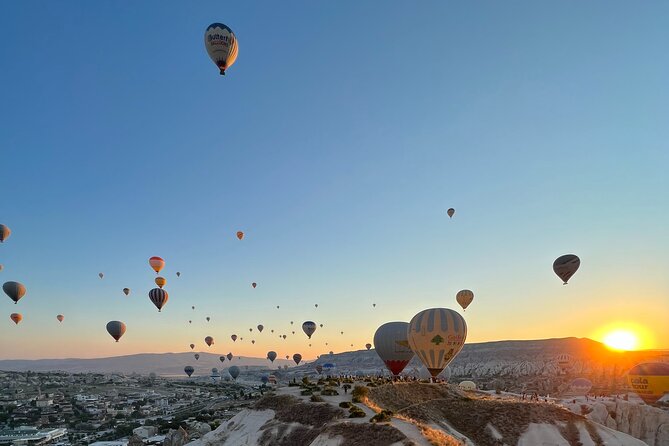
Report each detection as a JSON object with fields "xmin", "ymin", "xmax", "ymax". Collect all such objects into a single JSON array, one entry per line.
[{"xmin": 1, "ymin": 338, "xmax": 667, "ymax": 381}]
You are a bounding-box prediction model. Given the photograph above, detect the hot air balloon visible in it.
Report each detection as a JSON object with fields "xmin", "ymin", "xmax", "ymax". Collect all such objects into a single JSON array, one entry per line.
[
  {"xmin": 219, "ymin": 355, "xmax": 226, "ymax": 363},
  {"xmin": 447, "ymin": 208, "xmax": 455, "ymax": 218},
  {"xmin": 320, "ymin": 324, "xmax": 323, "ymax": 328},
  {"xmin": 176, "ymin": 271, "xmax": 181, "ymax": 277},
  {"xmin": 205, "ymin": 23, "xmax": 238, "ymax": 75},
  {"xmin": 98, "ymin": 272, "xmax": 104, "ymax": 279},
  {"xmin": 188, "ymin": 320, "xmax": 192, "ymax": 324},
  {"xmin": 267, "ymin": 351, "xmax": 277, "ymax": 363},
  {"xmin": 302, "ymin": 321, "xmax": 316, "ymax": 339},
  {"xmin": 231, "ymin": 334, "xmax": 237, "ymax": 342},
  {"xmin": 228, "ymin": 365, "xmax": 240, "ymax": 379},
  {"xmin": 271, "ymin": 329, "xmax": 274, "ymax": 333},
  {"xmin": 190, "ymin": 343, "xmax": 195, "ymax": 350},
  {"xmin": 194, "ymin": 353, "xmax": 200, "ymax": 360},
  {"xmin": 123, "ymin": 288, "xmax": 130, "ymax": 296},
  {"xmin": 227, "ymin": 352, "xmax": 233, "ymax": 361},
  {"xmin": 252, "ymin": 282, "xmax": 257, "ymax": 288},
  {"xmin": 0, "ymin": 225, "xmax": 11, "ymax": 242},
  {"xmin": 627, "ymin": 363, "xmax": 669, "ymax": 404},
  {"xmin": 57, "ymin": 314, "xmax": 64, "ymax": 323},
  {"xmin": 407, "ymin": 308, "xmax": 467, "ymax": 378},
  {"xmin": 292, "ymin": 353, "xmax": 302, "ymax": 365},
  {"xmin": 192, "ymin": 306, "xmax": 195, "ymax": 310},
  {"xmin": 251, "ymin": 340, "xmax": 255, "ymax": 344},
  {"xmin": 257, "ymin": 324, "xmax": 264, "ymax": 332},
  {"xmin": 149, "ymin": 256, "xmax": 165, "ymax": 274},
  {"xmin": 106, "ymin": 321, "xmax": 126, "ymax": 342},
  {"xmin": 315, "ymin": 304, "xmax": 318, "ymax": 308},
  {"xmin": 374, "ymin": 322, "xmax": 414, "ymax": 377},
  {"xmin": 10, "ymin": 313, "xmax": 22, "ymax": 325},
  {"xmin": 3, "ymin": 281, "xmax": 26, "ymax": 304},
  {"xmin": 569, "ymin": 378, "xmax": 593, "ymax": 396},
  {"xmin": 249, "ymin": 328, "xmax": 253, "ymax": 332},
  {"xmin": 155, "ymin": 276, "xmax": 167, "ymax": 289},
  {"xmin": 340, "ymin": 331, "xmax": 344, "ymax": 335},
  {"xmin": 0, "ymin": 265, "xmax": 3, "ymax": 272},
  {"xmin": 553, "ymin": 254, "xmax": 580, "ymax": 284},
  {"xmin": 456, "ymin": 290, "xmax": 474, "ymax": 311},
  {"xmin": 261, "ymin": 375, "xmax": 269, "ymax": 385},
  {"xmin": 315, "ymin": 365, "xmax": 323, "ymax": 375},
  {"xmin": 206, "ymin": 317, "xmax": 211, "ymax": 322},
  {"xmin": 459, "ymin": 381, "xmax": 476, "ymax": 391},
  {"xmin": 184, "ymin": 366, "xmax": 194, "ymax": 377},
  {"xmin": 556, "ymin": 353, "xmax": 573, "ymax": 373},
  {"xmin": 291, "ymin": 331, "xmax": 295, "ymax": 335},
  {"xmin": 373, "ymin": 303, "xmax": 376, "ymax": 308},
  {"xmin": 276, "ymin": 305, "xmax": 280, "ymax": 309},
  {"xmin": 236, "ymin": 231, "xmax": 244, "ymax": 240},
  {"xmin": 290, "ymin": 321, "xmax": 294, "ymax": 325},
  {"xmin": 282, "ymin": 334, "xmax": 287, "ymax": 340},
  {"xmin": 366, "ymin": 343, "xmax": 372, "ymax": 350},
  {"xmin": 148, "ymin": 288, "xmax": 168, "ymax": 312},
  {"xmin": 205, "ymin": 336, "xmax": 214, "ymax": 347}
]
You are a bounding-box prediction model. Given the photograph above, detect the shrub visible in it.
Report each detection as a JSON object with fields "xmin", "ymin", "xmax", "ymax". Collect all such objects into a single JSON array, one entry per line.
[
  {"xmin": 321, "ymin": 386, "xmax": 339, "ymax": 396},
  {"xmin": 310, "ymin": 394, "xmax": 324, "ymax": 402},
  {"xmin": 351, "ymin": 385, "xmax": 369, "ymax": 403},
  {"xmin": 339, "ymin": 402, "xmax": 352, "ymax": 409},
  {"xmin": 302, "ymin": 376, "xmax": 310, "ymax": 385},
  {"xmin": 300, "ymin": 389, "xmax": 313, "ymax": 396},
  {"xmin": 366, "ymin": 382, "xmax": 377, "ymax": 388},
  {"xmin": 370, "ymin": 410, "xmax": 393, "ymax": 423},
  {"xmin": 348, "ymin": 406, "xmax": 366, "ymax": 418}
]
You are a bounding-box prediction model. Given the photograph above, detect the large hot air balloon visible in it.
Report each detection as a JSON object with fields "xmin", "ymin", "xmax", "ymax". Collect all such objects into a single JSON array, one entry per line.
[
  {"xmin": 407, "ymin": 308, "xmax": 467, "ymax": 378},
  {"xmin": 257, "ymin": 324, "xmax": 264, "ymax": 332},
  {"xmin": 10, "ymin": 313, "xmax": 22, "ymax": 325},
  {"xmin": 205, "ymin": 23, "xmax": 238, "ymax": 75},
  {"xmin": 302, "ymin": 321, "xmax": 316, "ymax": 339},
  {"xmin": 190, "ymin": 343, "xmax": 195, "ymax": 350},
  {"xmin": 57, "ymin": 314, "xmax": 64, "ymax": 323},
  {"xmin": 447, "ymin": 208, "xmax": 455, "ymax": 218},
  {"xmin": 148, "ymin": 288, "xmax": 168, "ymax": 312},
  {"xmin": 3, "ymin": 281, "xmax": 26, "ymax": 304},
  {"xmin": 366, "ymin": 343, "xmax": 372, "ymax": 350},
  {"xmin": 98, "ymin": 272, "xmax": 104, "ymax": 279},
  {"xmin": 194, "ymin": 353, "xmax": 200, "ymax": 360},
  {"xmin": 231, "ymin": 334, "xmax": 237, "ymax": 342},
  {"xmin": 553, "ymin": 254, "xmax": 580, "ymax": 284},
  {"xmin": 267, "ymin": 351, "xmax": 277, "ymax": 363},
  {"xmin": 293, "ymin": 353, "xmax": 302, "ymax": 365},
  {"xmin": 556, "ymin": 353, "xmax": 573, "ymax": 373},
  {"xmin": 219, "ymin": 355, "xmax": 226, "ymax": 363},
  {"xmin": 106, "ymin": 321, "xmax": 126, "ymax": 342},
  {"xmin": 123, "ymin": 288, "xmax": 130, "ymax": 296},
  {"xmin": 155, "ymin": 276, "xmax": 167, "ymax": 289},
  {"xmin": 252, "ymin": 282, "xmax": 257, "ymax": 288},
  {"xmin": 569, "ymin": 378, "xmax": 593, "ymax": 396},
  {"xmin": 236, "ymin": 231, "xmax": 244, "ymax": 240},
  {"xmin": 205, "ymin": 336, "xmax": 214, "ymax": 347},
  {"xmin": 627, "ymin": 363, "xmax": 669, "ymax": 404},
  {"xmin": 0, "ymin": 224, "xmax": 11, "ymax": 242},
  {"xmin": 228, "ymin": 365, "xmax": 240, "ymax": 379},
  {"xmin": 456, "ymin": 290, "xmax": 474, "ymax": 311},
  {"xmin": 149, "ymin": 256, "xmax": 165, "ymax": 274},
  {"xmin": 226, "ymin": 352, "xmax": 233, "ymax": 361},
  {"xmin": 184, "ymin": 366, "xmax": 194, "ymax": 377},
  {"xmin": 373, "ymin": 322, "xmax": 414, "ymax": 376}
]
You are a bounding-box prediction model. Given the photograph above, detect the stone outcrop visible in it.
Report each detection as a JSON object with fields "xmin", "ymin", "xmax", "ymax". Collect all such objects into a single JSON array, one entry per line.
[{"xmin": 584, "ymin": 399, "xmax": 669, "ymax": 446}]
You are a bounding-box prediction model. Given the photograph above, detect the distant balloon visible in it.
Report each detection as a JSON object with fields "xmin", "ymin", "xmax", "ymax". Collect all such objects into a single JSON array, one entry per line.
[
  {"xmin": 292, "ymin": 331, "xmax": 295, "ymax": 335},
  {"xmin": 340, "ymin": 331, "xmax": 344, "ymax": 335},
  {"xmin": 553, "ymin": 254, "xmax": 580, "ymax": 284},
  {"xmin": 249, "ymin": 328, "xmax": 253, "ymax": 332},
  {"xmin": 227, "ymin": 352, "xmax": 233, "ymax": 361},
  {"xmin": 315, "ymin": 304, "xmax": 318, "ymax": 308},
  {"xmin": 0, "ymin": 224, "xmax": 11, "ymax": 242},
  {"xmin": 407, "ymin": 308, "xmax": 467, "ymax": 378},
  {"xmin": 456, "ymin": 290, "xmax": 474, "ymax": 311},
  {"xmin": 257, "ymin": 324, "xmax": 264, "ymax": 332},
  {"xmin": 251, "ymin": 340, "xmax": 255, "ymax": 344},
  {"xmin": 556, "ymin": 353, "xmax": 573, "ymax": 373},
  {"xmin": 10, "ymin": 313, "xmax": 22, "ymax": 325},
  {"xmin": 194, "ymin": 353, "xmax": 200, "ymax": 360},
  {"xmin": 271, "ymin": 329, "xmax": 274, "ymax": 333},
  {"xmin": 569, "ymin": 378, "xmax": 593, "ymax": 396},
  {"xmin": 374, "ymin": 322, "xmax": 414, "ymax": 376},
  {"xmin": 148, "ymin": 288, "xmax": 168, "ymax": 312},
  {"xmin": 57, "ymin": 314, "xmax": 64, "ymax": 323},
  {"xmin": 3, "ymin": 281, "xmax": 26, "ymax": 304},
  {"xmin": 149, "ymin": 256, "xmax": 165, "ymax": 274},
  {"xmin": 192, "ymin": 306, "xmax": 195, "ymax": 310},
  {"xmin": 302, "ymin": 321, "xmax": 316, "ymax": 339},
  {"xmin": 155, "ymin": 276, "xmax": 167, "ymax": 289},
  {"xmin": 106, "ymin": 321, "xmax": 126, "ymax": 342},
  {"xmin": 188, "ymin": 320, "xmax": 192, "ymax": 324},
  {"xmin": 184, "ymin": 366, "xmax": 194, "ymax": 377},
  {"xmin": 205, "ymin": 23, "xmax": 239, "ymax": 75},
  {"xmin": 282, "ymin": 334, "xmax": 287, "ymax": 339},
  {"xmin": 231, "ymin": 334, "xmax": 237, "ymax": 342},
  {"xmin": 98, "ymin": 272, "xmax": 104, "ymax": 279},
  {"xmin": 459, "ymin": 381, "xmax": 476, "ymax": 391},
  {"xmin": 627, "ymin": 363, "xmax": 669, "ymax": 404},
  {"xmin": 123, "ymin": 288, "xmax": 130, "ymax": 296},
  {"xmin": 176, "ymin": 271, "xmax": 181, "ymax": 277},
  {"xmin": 293, "ymin": 353, "xmax": 302, "ymax": 365},
  {"xmin": 447, "ymin": 208, "xmax": 455, "ymax": 218},
  {"xmin": 366, "ymin": 343, "xmax": 372, "ymax": 350},
  {"xmin": 206, "ymin": 317, "xmax": 211, "ymax": 322},
  {"xmin": 290, "ymin": 321, "xmax": 294, "ymax": 325},
  {"xmin": 190, "ymin": 343, "xmax": 195, "ymax": 350},
  {"xmin": 252, "ymin": 282, "xmax": 257, "ymax": 288},
  {"xmin": 236, "ymin": 231, "xmax": 244, "ymax": 240},
  {"xmin": 219, "ymin": 356, "xmax": 226, "ymax": 363},
  {"xmin": 267, "ymin": 351, "xmax": 277, "ymax": 363},
  {"xmin": 320, "ymin": 324, "xmax": 323, "ymax": 328},
  {"xmin": 205, "ymin": 336, "xmax": 214, "ymax": 347},
  {"xmin": 228, "ymin": 365, "xmax": 240, "ymax": 379},
  {"xmin": 373, "ymin": 303, "xmax": 376, "ymax": 308}
]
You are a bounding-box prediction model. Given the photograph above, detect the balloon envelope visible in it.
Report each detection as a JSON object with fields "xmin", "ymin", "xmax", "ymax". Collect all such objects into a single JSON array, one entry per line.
[
  {"xmin": 627, "ymin": 363, "xmax": 669, "ymax": 404},
  {"xmin": 227, "ymin": 353, "xmax": 233, "ymax": 361},
  {"xmin": 219, "ymin": 356, "xmax": 226, "ymax": 363},
  {"xmin": 407, "ymin": 308, "xmax": 467, "ymax": 377},
  {"xmin": 228, "ymin": 365, "xmax": 240, "ymax": 379},
  {"xmin": 205, "ymin": 23, "xmax": 239, "ymax": 75},
  {"xmin": 10, "ymin": 313, "xmax": 22, "ymax": 325},
  {"xmin": 447, "ymin": 208, "xmax": 455, "ymax": 218},
  {"xmin": 553, "ymin": 254, "xmax": 580, "ymax": 284},
  {"xmin": 459, "ymin": 381, "xmax": 476, "ymax": 391},
  {"xmin": 149, "ymin": 256, "xmax": 165, "ymax": 274},
  {"xmin": 456, "ymin": 290, "xmax": 474, "ymax": 310},
  {"xmin": 0, "ymin": 224, "xmax": 11, "ymax": 242},
  {"xmin": 293, "ymin": 353, "xmax": 302, "ymax": 365},
  {"xmin": 569, "ymin": 378, "xmax": 593, "ymax": 396},
  {"xmin": 205, "ymin": 336, "xmax": 214, "ymax": 347},
  {"xmin": 194, "ymin": 354, "xmax": 200, "ymax": 360},
  {"xmin": 184, "ymin": 366, "xmax": 194, "ymax": 377},
  {"xmin": 106, "ymin": 321, "xmax": 126, "ymax": 342},
  {"xmin": 155, "ymin": 276, "xmax": 167, "ymax": 288},
  {"xmin": 267, "ymin": 351, "xmax": 277, "ymax": 362},
  {"xmin": 373, "ymin": 322, "xmax": 414, "ymax": 376},
  {"xmin": 236, "ymin": 231, "xmax": 244, "ymax": 240},
  {"xmin": 190, "ymin": 344, "xmax": 195, "ymax": 350},
  {"xmin": 366, "ymin": 343, "xmax": 372, "ymax": 350},
  {"xmin": 56, "ymin": 314, "xmax": 64, "ymax": 322},
  {"xmin": 123, "ymin": 288, "xmax": 130, "ymax": 296},
  {"xmin": 302, "ymin": 321, "xmax": 316, "ymax": 339},
  {"xmin": 3, "ymin": 281, "xmax": 26, "ymax": 304},
  {"xmin": 148, "ymin": 288, "xmax": 168, "ymax": 312},
  {"xmin": 257, "ymin": 325, "xmax": 264, "ymax": 332}
]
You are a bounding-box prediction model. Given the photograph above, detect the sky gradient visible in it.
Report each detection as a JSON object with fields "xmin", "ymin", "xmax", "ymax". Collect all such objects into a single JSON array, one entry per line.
[{"xmin": 1, "ymin": 1, "xmax": 668, "ymax": 359}]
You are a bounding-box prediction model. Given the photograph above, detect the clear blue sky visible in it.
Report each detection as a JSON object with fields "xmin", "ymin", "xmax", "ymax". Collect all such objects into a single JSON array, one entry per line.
[{"xmin": 1, "ymin": 1, "xmax": 668, "ymax": 359}]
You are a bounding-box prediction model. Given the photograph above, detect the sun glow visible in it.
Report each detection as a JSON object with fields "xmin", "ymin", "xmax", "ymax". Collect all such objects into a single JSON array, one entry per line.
[{"xmin": 603, "ymin": 330, "xmax": 639, "ymax": 351}]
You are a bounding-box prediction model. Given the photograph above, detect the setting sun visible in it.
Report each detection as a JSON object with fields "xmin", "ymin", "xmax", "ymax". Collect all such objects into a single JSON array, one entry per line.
[{"xmin": 603, "ymin": 330, "xmax": 639, "ymax": 351}]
